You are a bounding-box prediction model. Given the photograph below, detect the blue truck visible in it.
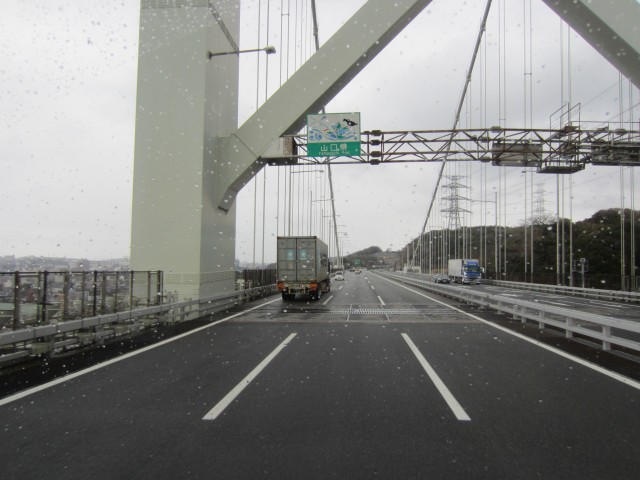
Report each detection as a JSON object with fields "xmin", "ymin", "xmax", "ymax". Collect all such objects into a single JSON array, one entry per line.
[{"xmin": 448, "ymin": 259, "xmax": 482, "ymax": 284}]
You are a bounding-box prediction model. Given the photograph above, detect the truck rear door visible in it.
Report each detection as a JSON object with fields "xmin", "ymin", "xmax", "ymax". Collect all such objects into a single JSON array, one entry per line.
[
  {"xmin": 296, "ymin": 237, "xmax": 317, "ymax": 282},
  {"xmin": 277, "ymin": 238, "xmax": 297, "ymax": 281}
]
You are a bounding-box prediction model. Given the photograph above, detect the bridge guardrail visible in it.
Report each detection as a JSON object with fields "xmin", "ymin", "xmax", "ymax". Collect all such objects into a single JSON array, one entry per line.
[
  {"xmin": 380, "ymin": 272, "xmax": 640, "ymax": 355},
  {"xmin": 0, "ymin": 270, "xmax": 164, "ymax": 331},
  {"xmin": 482, "ymin": 278, "xmax": 640, "ymax": 303},
  {"xmin": 0, "ymin": 284, "xmax": 277, "ymax": 365}
]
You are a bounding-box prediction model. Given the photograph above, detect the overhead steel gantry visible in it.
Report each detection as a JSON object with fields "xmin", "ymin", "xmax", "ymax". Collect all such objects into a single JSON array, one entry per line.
[
  {"xmin": 214, "ymin": 0, "xmax": 640, "ymax": 212},
  {"xmin": 217, "ymin": 0, "xmax": 640, "ymax": 210},
  {"xmin": 265, "ymin": 123, "xmax": 640, "ymax": 172}
]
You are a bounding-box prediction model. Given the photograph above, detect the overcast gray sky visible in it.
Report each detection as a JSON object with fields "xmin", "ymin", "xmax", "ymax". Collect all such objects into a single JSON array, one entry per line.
[{"xmin": 1, "ymin": 1, "xmax": 638, "ymax": 263}]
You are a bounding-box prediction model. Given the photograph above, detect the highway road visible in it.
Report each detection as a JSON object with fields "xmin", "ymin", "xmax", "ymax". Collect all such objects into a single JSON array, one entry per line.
[
  {"xmin": 399, "ymin": 270, "xmax": 640, "ymax": 321},
  {"xmin": 1, "ymin": 270, "xmax": 639, "ymax": 479}
]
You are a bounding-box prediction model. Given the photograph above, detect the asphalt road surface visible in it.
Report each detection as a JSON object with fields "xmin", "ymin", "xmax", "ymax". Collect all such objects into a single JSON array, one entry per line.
[{"xmin": 1, "ymin": 270, "xmax": 639, "ymax": 479}]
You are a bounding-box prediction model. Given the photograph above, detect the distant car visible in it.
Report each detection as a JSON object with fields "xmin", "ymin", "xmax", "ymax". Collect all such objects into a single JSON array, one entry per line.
[
  {"xmin": 350, "ymin": 268, "xmax": 355, "ymax": 272},
  {"xmin": 434, "ymin": 273, "xmax": 450, "ymax": 284},
  {"xmin": 355, "ymin": 269, "xmax": 361, "ymax": 274},
  {"xmin": 334, "ymin": 272, "xmax": 345, "ymax": 281}
]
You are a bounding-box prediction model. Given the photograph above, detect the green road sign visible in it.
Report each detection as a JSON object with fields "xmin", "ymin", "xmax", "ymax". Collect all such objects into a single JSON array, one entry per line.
[{"xmin": 307, "ymin": 113, "xmax": 360, "ymax": 157}]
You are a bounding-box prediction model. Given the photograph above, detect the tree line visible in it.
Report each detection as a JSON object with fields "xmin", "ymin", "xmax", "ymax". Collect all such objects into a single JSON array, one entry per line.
[{"xmin": 402, "ymin": 208, "xmax": 639, "ymax": 290}]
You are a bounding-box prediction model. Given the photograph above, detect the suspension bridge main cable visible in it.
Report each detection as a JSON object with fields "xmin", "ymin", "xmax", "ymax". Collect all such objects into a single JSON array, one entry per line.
[{"xmin": 410, "ymin": 0, "xmax": 493, "ymax": 269}]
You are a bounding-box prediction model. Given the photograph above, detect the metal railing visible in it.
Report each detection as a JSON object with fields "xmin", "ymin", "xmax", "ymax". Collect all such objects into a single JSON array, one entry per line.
[
  {"xmin": 0, "ymin": 271, "xmax": 163, "ymax": 331},
  {"xmin": 481, "ymin": 279, "xmax": 640, "ymax": 303},
  {"xmin": 398, "ymin": 271, "xmax": 640, "ymax": 303},
  {"xmin": 237, "ymin": 269, "xmax": 277, "ymax": 290},
  {"xmin": 0, "ymin": 279, "xmax": 277, "ymax": 366},
  {"xmin": 379, "ymin": 272, "xmax": 640, "ymax": 355}
]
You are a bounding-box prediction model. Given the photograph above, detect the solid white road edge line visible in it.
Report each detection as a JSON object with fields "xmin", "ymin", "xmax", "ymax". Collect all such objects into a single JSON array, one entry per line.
[
  {"xmin": 0, "ymin": 297, "xmax": 282, "ymax": 408},
  {"xmin": 402, "ymin": 333, "xmax": 471, "ymax": 421},
  {"xmin": 203, "ymin": 332, "xmax": 297, "ymax": 421},
  {"xmin": 586, "ymin": 300, "xmax": 627, "ymax": 309},
  {"xmin": 371, "ymin": 272, "xmax": 640, "ymax": 392}
]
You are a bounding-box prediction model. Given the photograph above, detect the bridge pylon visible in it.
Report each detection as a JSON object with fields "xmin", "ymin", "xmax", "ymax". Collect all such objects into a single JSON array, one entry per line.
[{"xmin": 130, "ymin": 1, "xmax": 241, "ymax": 300}]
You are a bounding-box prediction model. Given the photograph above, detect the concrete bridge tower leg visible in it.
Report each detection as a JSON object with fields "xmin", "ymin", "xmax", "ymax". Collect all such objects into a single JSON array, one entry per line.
[{"xmin": 131, "ymin": 1, "xmax": 240, "ymax": 301}]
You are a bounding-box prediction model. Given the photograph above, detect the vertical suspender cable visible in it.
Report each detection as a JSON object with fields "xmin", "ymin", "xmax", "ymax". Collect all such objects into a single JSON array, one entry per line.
[
  {"xmin": 565, "ymin": 26, "xmax": 572, "ymax": 285},
  {"xmin": 252, "ymin": 0, "xmax": 263, "ymax": 269},
  {"xmin": 253, "ymin": 176, "xmax": 257, "ymax": 268},
  {"xmin": 311, "ymin": 0, "xmax": 341, "ymax": 266},
  {"xmin": 286, "ymin": 0, "xmax": 291, "ymax": 79},
  {"xmin": 556, "ymin": 19, "xmax": 563, "ymax": 286},
  {"xmin": 302, "ymin": 165, "xmax": 306, "ymax": 235},
  {"xmin": 282, "ymin": 167, "xmax": 287, "ymax": 235},
  {"xmin": 302, "ymin": 0, "xmax": 307, "ymax": 61},
  {"xmin": 620, "ymin": 73, "xmax": 626, "ymax": 289},
  {"xmin": 262, "ymin": 169, "xmax": 266, "ymax": 265},
  {"xmin": 556, "ymin": 174, "xmax": 560, "ymax": 285},
  {"xmin": 299, "ymin": 0, "xmax": 304, "ymax": 68},
  {"xmin": 277, "ymin": 167, "xmax": 281, "ymax": 237},
  {"xmin": 256, "ymin": 0, "xmax": 262, "ymax": 108},
  {"xmin": 501, "ymin": 0, "xmax": 507, "ymax": 279},
  {"xmin": 496, "ymin": 0, "xmax": 503, "ymax": 278},
  {"xmin": 482, "ymin": 30, "xmax": 487, "ymax": 276},
  {"xmin": 523, "ymin": 0, "xmax": 528, "ymax": 282},
  {"xmin": 265, "ymin": 0, "xmax": 271, "ymax": 100},
  {"xmin": 630, "ymin": 80, "xmax": 636, "ymax": 291},
  {"xmin": 293, "ymin": 0, "xmax": 298, "ymax": 71},
  {"xmin": 262, "ymin": 0, "xmax": 271, "ymax": 265},
  {"xmin": 309, "ymin": 178, "xmax": 312, "ymax": 236},
  {"xmin": 288, "ymin": 168, "xmax": 292, "ymax": 235},
  {"xmin": 298, "ymin": 167, "xmax": 302, "ymax": 234},
  {"xmin": 631, "ymin": 161, "xmax": 636, "ymax": 291},
  {"xmin": 567, "ymin": 27, "xmax": 572, "ymax": 285},
  {"xmin": 498, "ymin": 0, "xmax": 503, "ymax": 127},
  {"xmin": 279, "ymin": 1, "xmax": 288, "ymax": 239},
  {"xmin": 529, "ymin": 0, "xmax": 534, "ymax": 281},
  {"xmin": 279, "ymin": 0, "xmax": 284, "ymax": 86},
  {"xmin": 288, "ymin": 2, "xmax": 294, "ymax": 235}
]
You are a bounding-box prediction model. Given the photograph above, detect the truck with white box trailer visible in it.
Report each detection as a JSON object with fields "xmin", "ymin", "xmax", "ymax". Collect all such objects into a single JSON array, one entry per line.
[
  {"xmin": 277, "ymin": 236, "xmax": 330, "ymax": 300},
  {"xmin": 448, "ymin": 259, "xmax": 481, "ymax": 284}
]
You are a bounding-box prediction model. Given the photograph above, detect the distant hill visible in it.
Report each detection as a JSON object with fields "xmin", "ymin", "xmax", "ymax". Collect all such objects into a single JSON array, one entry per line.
[
  {"xmin": 343, "ymin": 246, "xmax": 400, "ymax": 269},
  {"xmin": 401, "ymin": 208, "xmax": 639, "ymax": 290}
]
